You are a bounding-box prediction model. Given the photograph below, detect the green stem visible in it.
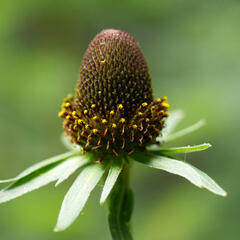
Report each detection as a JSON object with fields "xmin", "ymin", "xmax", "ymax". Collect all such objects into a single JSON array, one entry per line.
[{"xmin": 107, "ymin": 159, "xmax": 134, "ymax": 240}]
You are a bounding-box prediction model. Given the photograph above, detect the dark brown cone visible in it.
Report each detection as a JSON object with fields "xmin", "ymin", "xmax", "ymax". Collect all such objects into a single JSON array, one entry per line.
[
  {"xmin": 59, "ymin": 29, "xmax": 170, "ymax": 157},
  {"xmin": 76, "ymin": 29, "xmax": 153, "ymax": 120}
]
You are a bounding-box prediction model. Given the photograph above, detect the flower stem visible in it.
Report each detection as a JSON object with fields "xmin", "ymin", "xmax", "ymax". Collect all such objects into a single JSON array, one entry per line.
[{"xmin": 107, "ymin": 159, "xmax": 134, "ymax": 240}]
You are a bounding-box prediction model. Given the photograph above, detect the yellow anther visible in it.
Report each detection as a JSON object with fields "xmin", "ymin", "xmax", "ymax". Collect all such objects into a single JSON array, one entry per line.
[
  {"xmin": 84, "ymin": 110, "xmax": 88, "ymax": 115},
  {"xmin": 160, "ymin": 110, "xmax": 165, "ymax": 114},
  {"xmin": 58, "ymin": 111, "xmax": 65, "ymax": 118},
  {"xmin": 78, "ymin": 119, "xmax": 83, "ymax": 124},
  {"xmin": 72, "ymin": 111, "xmax": 77, "ymax": 116},
  {"xmin": 66, "ymin": 115, "xmax": 70, "ymax": 120},
  {"xmin": 157, "ymin": 98, "xmax": 161, "ymax": 102},
  {"xmin": 102, "ymin": 119, "xmax": 108, "ymax": 124},
  {"xmin": 145, "ymin": 118, "xmax": 150, "ymax": 122},
  {"xmin": 133, "ymin": 124, "xmax": 138, "ymax": 129},
  {"xmin": 92, "ymin": 129, "xmax": 98, "ymax": 134},
  {"xmin": 100, "ymin": 59, "xmax": 106, "ymax": 64},
  {"xmin": 138, "ymin": 112, "xmax": 143, "ymax": 116},
  {"xmin": 119, "ymin": 118, "xmax": 126, "ymax": 124},
  {"xmin": 112, "ymin": 123, "xmax": 117, "ymax": 129},
  {"xmin": 93, "ymin": 116, "xmax": 98, "ymax": 121},
  {"xmin": 65, "ymin": 102, "xmax": 71, "ymax": 107},
  {"xmin": 162, "ymin": 96, "xmax": 168, "ymax": 101},
  {"xmin": 67, "ymin": 94, "xmax": 73, "ymax": 99},
  {"xmin": 91, "ymin": 104, "xmax": 96, "ymax": 109},
  {"xmin": 151, "ymin": 106, "xmax": 155, "ymax": 111},
  {"xmin": 162, "ymin": 102, "xmax": 170, "ymax": 109},
  {"xmin": 118, "ymin": 104, "xmax": 123, "ymax": 110},
  {"xmin": 142, "ymin": 102, "xmax": 148, "ymax": 107},
  {"xmin": 110, "ymin": 110, "xmax": 115, "ymax": 115},
  {"xmin": 85, "ymin": 124, "xmax": 89, "ymax": 129}
]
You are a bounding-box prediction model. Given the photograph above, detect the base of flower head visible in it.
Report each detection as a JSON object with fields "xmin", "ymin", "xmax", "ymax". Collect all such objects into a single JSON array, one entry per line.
[{"xmin": 58, "ymin": 95, "xmax": 169, "ymax": 157}]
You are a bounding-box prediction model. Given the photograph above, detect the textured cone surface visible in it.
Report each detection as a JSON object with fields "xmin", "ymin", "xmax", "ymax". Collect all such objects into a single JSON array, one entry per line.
[
  {"xmin": 59, "ymin": 29, "xmax": 169, "ymax": 157},
  {"xmin": 77, "ymin": 29, "xmax": 153, "ymax": 119}
]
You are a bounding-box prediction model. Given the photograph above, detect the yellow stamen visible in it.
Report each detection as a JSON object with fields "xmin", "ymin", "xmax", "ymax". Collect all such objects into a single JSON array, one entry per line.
[
  {"xmin": 102, "ymin": 119, "xmax": 108, "ymax": 124},
  {"xmin": 84, "ymin": 110, "xmax": 88, "ymax": 115},
  {"xmin": 162, "ymin": 102, "xmax": 170, "ymax": 109},
  {"xmin": 110, "ymin": 110, "xmax": 115, "ymax": 115},
  {"xmin": 66, "ymin": 115, "xmax": 70, "ymax": 120},
  {"xmin": 91, "ymin": 104, "xmax": 96, "ymax": 109},
  {"xmin": 118, "ymin": 104, "xmax": 123, "ymax": 110},
  {"xmin": 93, "ymin": 116, "xmax": 98, "ymax": 121},
  {"xmin": 58, "ymin": 111, "xmax": 65, "ymax": 118},
  {"xmin": 92, "ymin": 129, "xmax": 98, "ymax": 134},
  {"xmin": 119, "ymin": 118, "xmax": 126, "ymax": 124},
  {"xmin": 156, "ymin": 98, "xmax": 161, "ymax": 102},
  {"xmin": 162, "ymin": 96, "xmax": 168, "ymax": 101},
  {"xmin": 78, "ymin": 119, "xmax": 83, "ymax": 124},
  {"xmin": 133, "ymin": 124, "xmax": 138, "ymax": 129},
  {"xmin": 112, "ymin": 123, "xmax": 117, "ymax": 129},
  {"xmin": 72, "ymin": 111, "xmax": 77, "ymax": 116},
  {"xmin": 138, "ymin": 112, "xmax": 143, "ymax": 116},
  {"xmin": 142, "ymin": 102, "xmax": 148, "ymax": 107},
  {"xmin": 65, "ymin": 102, "xmax": 71, "ymax": 107}
]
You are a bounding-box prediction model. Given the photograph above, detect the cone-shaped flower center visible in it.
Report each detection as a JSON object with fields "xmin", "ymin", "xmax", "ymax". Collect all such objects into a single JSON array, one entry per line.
[{"xmin": 59, "ymin": 29, "xmax": 169, "ymax": 157}]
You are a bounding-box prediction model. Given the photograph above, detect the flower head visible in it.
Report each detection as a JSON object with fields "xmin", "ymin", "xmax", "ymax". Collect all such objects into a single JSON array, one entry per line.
[{"xmin": 59, "ymin": 29, "xmax": 170, "ymax": 156}]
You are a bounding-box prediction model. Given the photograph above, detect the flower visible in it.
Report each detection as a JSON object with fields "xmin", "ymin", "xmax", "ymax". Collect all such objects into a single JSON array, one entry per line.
[
  {"xmin": 0, "ymin": 29, "xmax": 226, "ymax": 239},
  {"xmin": 58, "ymin": 29, "xmax": 169, "ymax": 157}
]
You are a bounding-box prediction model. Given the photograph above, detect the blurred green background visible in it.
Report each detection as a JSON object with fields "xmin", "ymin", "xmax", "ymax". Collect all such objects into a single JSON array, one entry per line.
[{"xmin": 0, "ymin": 0, "xmax": 239, "ymax": 239}]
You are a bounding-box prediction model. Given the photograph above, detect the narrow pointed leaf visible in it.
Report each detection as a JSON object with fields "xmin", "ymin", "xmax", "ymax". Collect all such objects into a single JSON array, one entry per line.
[
  {"xmin": 130, "ymin": 152, "xmax": 227, "ymax": 197},
  {"xmin": 55, "ymin": 156, "xmax": 90, "ymax": 186},
  {"xmin": 166, "ymin": 119, "xmax": 205, "ymax": 142},
  {"xmin": 0, "ymin": 156, "xmax": 86, "ymax": 204},
  {"xmin": 154, "ymin": 143, "xmax": 211, "ymax": 155},
  {"xmin": 100, "ymin": 159, "xmax": 123, "ymax": 204},
  {"xmin": 0, "ymin": 152, "xmax": 76, "ymax": 184},
  {"xmin": 157, "ymin": 109, "xmax": 184, "ymax": 142},
  {"xmin": 54, "ymin": 163, "xmax": 106, "ymax": 232}
]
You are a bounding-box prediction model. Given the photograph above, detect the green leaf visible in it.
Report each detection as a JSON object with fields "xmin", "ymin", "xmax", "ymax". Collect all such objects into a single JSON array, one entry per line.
[
  {"xmin": 54, "ymin": 163, "xmax": 106, "ymax": 232},
  {"xmin": 154, "ymin": 143, "xmax": 211, "ymax": 155},
  {"xmin": 0, "ymin": 155, "xmax": 87, "ymax": 204},
  {"xmin": 166, "ymin": 119, "xmax": 205, "ymax": 142},
  {"xmin": 100, "ymin": 158, "xmax": 123, "ymax": 204},
  {"xmin": 130, "ymin": 152, "xmax": 227, "ymax": 197},
  {"xmin": 0, "ymin": 152, "xmax": 76, "ymax": 184},
  {"xmin": 61, "ymin": 134, "xmax": 81, "ymax": 151},
  {"xmin": 157, "ymin": 109, "xmax": 184, "ymax": 142},
  {"xmin": 55, "ymin": 156, "xmax": 90, "ymax": 187}
]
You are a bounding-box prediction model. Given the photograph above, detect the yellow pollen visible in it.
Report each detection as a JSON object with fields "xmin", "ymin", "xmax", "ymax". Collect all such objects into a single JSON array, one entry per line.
[
  {"xmin": 58, "ymin": 111, "xmax": 65, "ymax": 117},
  {"xmin": 112, "ymin": 123, "xmax": 117, "ymax": 129},
  {"xmin": 65, "ymin": 102, "xmax": 71, "ymax": 107},
  {"xmin": 133, "ymin": 124, "xmax": 138, "ymax": 129},
  {"xmin": 119, "ymin": 118, "xmax": 126, "ymax": 124},
  {"xmin": 66, "ymin": 115, "xmax": 70, "ymax": 120},
  {"xmin": 102, "ymin": 119, "xmax": 108, "ymax": 124},
  {"xmin": 138, "ymin": 112, "xmax": 143, "ymax": 116},
  {"xmin": 84, "ymin": 110, "xmax": 88, "ymax": 115},
  {"xmin": 162, "ymin": 96, "xmax": 168, "ymax": 101},
  {"xmin": 110, "ymin": 110, "xmax": 115, "ymax": 115},
  {"xmin": 142, "ymin": 102, "xmax": 148, "ymax": 107},
  {"xmin": 157, "ymin": 98, "xmax": 161, "ymax": 102},
  {"xmin": 91, "ymin": 104, "xmax": 96, "ymax": 109},
  {"xmin": 93, "ymin": 116, "xmax": 98, "ymax": 121},
  {"xmin": 92, "ymin": 129, "xmax": 98, "ymax": 134},
  {"xmin": 72, "ymin": 111, "xmax": 77, "ymax": 116},
  {"xmin": 162, "ymin": 102, "xmax": 170, "ymax": 108},
  {"xmin": 118, "ymin": 104, "xmax": 123, "ymax": 110}
]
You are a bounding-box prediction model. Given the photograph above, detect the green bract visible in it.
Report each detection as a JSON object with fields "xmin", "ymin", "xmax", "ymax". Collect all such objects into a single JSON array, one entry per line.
[{"xmin": 0, "ymin": 110, "xmax": 227, "ymax": 238}]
